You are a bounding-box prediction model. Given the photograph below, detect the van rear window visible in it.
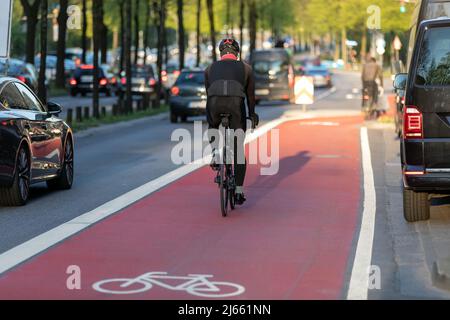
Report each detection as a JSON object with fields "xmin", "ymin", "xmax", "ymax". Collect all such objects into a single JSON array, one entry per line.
[{"xmin": 416, "ymin": 27, "xmax": 450, "ymax": 86}]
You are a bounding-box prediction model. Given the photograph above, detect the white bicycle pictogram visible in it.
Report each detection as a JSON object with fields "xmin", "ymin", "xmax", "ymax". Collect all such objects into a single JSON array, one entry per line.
[{"xmin": 92, "ymin": 272, "xmax": 245, "ymax": 298}]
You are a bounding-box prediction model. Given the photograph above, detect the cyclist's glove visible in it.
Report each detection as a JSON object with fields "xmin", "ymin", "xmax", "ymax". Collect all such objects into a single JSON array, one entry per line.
[{"xmin": 250, "ymin": 113, "xmax": 259, "ymax": 129}]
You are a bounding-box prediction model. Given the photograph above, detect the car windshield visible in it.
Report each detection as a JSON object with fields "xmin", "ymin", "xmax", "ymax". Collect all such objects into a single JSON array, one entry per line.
[
  {"xmin": 132, "ymin": 66, "xmax": 155, "ymax": 78},
  {"xmin": 175, "ymin": 72, "xmax": 204, "ymax": 85},
  {"xmin": 425, "ymin": 3, "xmax": 450, "ymax": 19},
  {"xmin": 416, "ymin": 26, "xmax": 450, "ymax": 86},
  {"xmin": 253, "ymin": 60, "xmax": 288, "ymax": 76}
]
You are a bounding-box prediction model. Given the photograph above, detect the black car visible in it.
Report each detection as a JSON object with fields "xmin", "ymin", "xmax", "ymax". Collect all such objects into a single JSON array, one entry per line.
[
  {"xmin": 169, "ymin": 69, "xmax": 206, "ymax": 123},
  {"xmin": 69, "ymin": 65, "xmax": 112, "ymax": 97},
  {"xmin": 0, "ymin": 78, "xmax": 74, "ymax": 206},
  {"xmin": 250, "ymin": 49, "xmax": 295, "ymax": 105},
  {"xmin": 0, "ymin": 59, "xmax": 39, "ymax": 93},
  {"xmin": 395, "ymin": 18, "xmax": 450, "ymax": 222},
  {"xmin": 117, "ymin": 65, "xmax": 158, "ymax": 98}
]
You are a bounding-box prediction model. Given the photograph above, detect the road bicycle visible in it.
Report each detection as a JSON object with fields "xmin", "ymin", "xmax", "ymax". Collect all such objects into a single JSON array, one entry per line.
[{"xmin": 92, "ymin": 272, "xmax": 245, "ymax": 298}]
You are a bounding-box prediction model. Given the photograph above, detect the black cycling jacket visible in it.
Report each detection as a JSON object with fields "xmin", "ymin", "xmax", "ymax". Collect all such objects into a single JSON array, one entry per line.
[{"xmin": 204, "ymin": 59, "xmax": 256, "ymax": 116}]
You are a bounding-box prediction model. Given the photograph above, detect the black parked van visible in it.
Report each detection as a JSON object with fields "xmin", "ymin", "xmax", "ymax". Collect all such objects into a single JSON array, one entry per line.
[
  {"xmin": 395, "ymin": 18, "xmax": 450, "ymax": 222},
  {"xmin": 250, "ymin": 49, "xmax": 295, "ymax": 105}
]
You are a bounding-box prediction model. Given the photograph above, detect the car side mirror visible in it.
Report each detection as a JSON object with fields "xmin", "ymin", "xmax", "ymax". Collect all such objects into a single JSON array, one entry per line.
[
  {"xmin": 47, "ymin": 101, "xmax": 62, "ymax": 115},
  {"xmin": 394, "ymin": 73, "xmax": 408, "ymax": 90}
]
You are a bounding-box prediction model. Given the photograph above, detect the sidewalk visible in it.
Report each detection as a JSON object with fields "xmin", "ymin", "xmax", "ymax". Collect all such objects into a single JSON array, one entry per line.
[{"xmin": 0, "ymin": 115, "xmax": 363, "ymax": 299}]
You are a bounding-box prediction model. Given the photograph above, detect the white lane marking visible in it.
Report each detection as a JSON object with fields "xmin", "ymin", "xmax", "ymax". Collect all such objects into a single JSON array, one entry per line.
[
  {"xmin": 316, "ymin": 86, "xmax": 337, "ymax": 101},
  {"xmin": 347, "ymin": 127, "xmax": 377, "ymax": 300},
  {"xmin": 0, "ymin": 113, "xmax": 312, "ymax": 275}
]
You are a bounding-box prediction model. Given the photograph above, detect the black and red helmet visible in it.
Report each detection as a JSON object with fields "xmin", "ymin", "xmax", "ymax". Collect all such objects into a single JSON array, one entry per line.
[{"xmin": 219, "ymin": 38, "xmax": 240, "ymax": 56}]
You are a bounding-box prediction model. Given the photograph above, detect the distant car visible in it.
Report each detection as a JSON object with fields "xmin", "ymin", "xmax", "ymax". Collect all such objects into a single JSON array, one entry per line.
[
  {"xmin": 305, "ymin": 66, "xmax": 333, "ymax": 88},
  {"xmin": 69, "ymin": 65, "xmax": 112, "ymax": 97},
  {"xmin": 250, "ymin": 49, "xmax": 295, "ymax": 104},
  {"xmin": 117, "ymin": 65, "xmax": 158, "ymax": 98},
  {"xmin": 101, "ymin": 64, "xmax": 119, "ymax": 95},
  {"xmin": 0, "ymin": 77, "xmax": 74, "ymax": 206},
  {"xmin": 0, "ymin": 59, "xmax": 39, "ymax": 93},
  {"xmin": 162, "ymin": 63, "xmax": 180, "ymax": 89},
  {"xmin": 169, "ymin": 69, "xmax": 206, "ymax": 123}
]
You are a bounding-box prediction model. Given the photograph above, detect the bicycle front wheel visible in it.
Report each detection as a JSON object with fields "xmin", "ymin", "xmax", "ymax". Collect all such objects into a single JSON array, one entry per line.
[{"xmin": 219, "ymin": 164, "xmax": 228, "ymax": 217}]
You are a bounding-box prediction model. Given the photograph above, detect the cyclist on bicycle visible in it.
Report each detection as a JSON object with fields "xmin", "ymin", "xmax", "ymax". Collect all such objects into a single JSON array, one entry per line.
[
  {"xmin": 361, "ymin": 56, "xmax": 383, "ymax": 109},
  {"xmin": 205, "ymin": 38, "xmax": 259, "ymax": 205}
]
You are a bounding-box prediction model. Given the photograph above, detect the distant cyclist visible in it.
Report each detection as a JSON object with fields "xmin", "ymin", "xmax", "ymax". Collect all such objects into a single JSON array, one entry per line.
[
  {"xmin": 361, "ymin": 56, "xmax": 383, "ymax": 109},
  {"xmin": 204, "ymin": 39, "xmax": 259, "ymax": 205}
]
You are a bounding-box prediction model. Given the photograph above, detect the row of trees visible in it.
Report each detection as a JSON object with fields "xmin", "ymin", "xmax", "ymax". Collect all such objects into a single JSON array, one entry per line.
[{"xmin": 13, "ymin": 0, "xmax": 414, "ymax": 106}]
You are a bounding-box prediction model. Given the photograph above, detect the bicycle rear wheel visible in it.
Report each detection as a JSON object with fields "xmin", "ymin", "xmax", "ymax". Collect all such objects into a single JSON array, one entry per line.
[
  {"xmin": 227, "ymin": 165, "xmax": 236, "ymax": 211},
  {"xmin": 219, "ymin": 164, "xmax": 228, "ymax": 217}
]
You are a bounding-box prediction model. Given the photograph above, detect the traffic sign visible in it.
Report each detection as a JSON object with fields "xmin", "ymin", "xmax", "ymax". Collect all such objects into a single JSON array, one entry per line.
[
  {"xmin": 295, "ymin": 76, "xmax": 314, "ymax": 105},
  {"xmin": 0, "ymin": 0, "xmax": 13, "ymax": 59}
]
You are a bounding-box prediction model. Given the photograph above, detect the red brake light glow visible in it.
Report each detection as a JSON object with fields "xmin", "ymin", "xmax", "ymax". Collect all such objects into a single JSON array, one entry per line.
[
  {"xmin": 149, "ymin": 78, "xmax": 156, "ymax": 86},
  {"xmin": 69, "ymin": 78, "xmax": 77, "ymax": 86},
  {"xmin": 121, "ymin": 77, "xmax": 127, "ymax": 85},
  {"xmin": 81, "ymin": 65, "xmax": 94, "ymax": 70},
  {"xmin": 171, "ymin": 86, "xmax": 180, "ymax": 96},
  {"xmin": 173, "ymin": 70, "xmax": 181, "ymax": 77},
  {"xmin": 403, "ymin": 106, "xmax": 423, "ymax": 139},
  {"xmin": 16, "ymin": 76, "xmax": 26, "ymax": 83},
  {"xmin": 99, "ymin": 78, "xmax": 108, "ymax": 86}
]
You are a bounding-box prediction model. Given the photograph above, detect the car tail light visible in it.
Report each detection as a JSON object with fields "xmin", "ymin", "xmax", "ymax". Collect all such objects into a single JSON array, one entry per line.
[
  {"xmin": 16, "ymin": 76, "xmax": 26, "ymax": 83},
  {"xmin": 1, "ymin": 119, "xmax": 14, "ymax": 126},
  {"xmin": 171, "ymin": 86, "xmax": 180, "ymax": 96},
  {"xmin": 162, "ymin": 70, "xmax": 167, "ymax": 76},
  {"xmin": 121, "ymin": 77, "xmax": 127, "ymax": 85},
  {"xmin": 173, "ymin": 70, "xmax": 181, "ymax": 77},
  {"xmin": 99, "ymin": 78, "xmax": 108, "ymax": 86},
  {"xmin": 403, "ymin": 106, "xmax": 423, "ymax": 139},
  {"xmin": 111, "ymin": 77, "xmax": 117, "ymax": 84},
  {"xmin": 149, "ymin": 78, "xmax": 156, "ymax": 86},
  {"xmin": 81, "ymin": 64, "xmax": 94, "ymax": 70},
  {"xmin": 162, "ymin": 75, "xmax": 168, "ymax": 82},
  {"xmin": 69, "ymin": 78, "xmax": 77, "ymax": 86}
]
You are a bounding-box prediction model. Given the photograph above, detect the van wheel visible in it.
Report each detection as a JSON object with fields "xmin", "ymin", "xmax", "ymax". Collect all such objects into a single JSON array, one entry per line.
[{"xmin": 403, "ymin": 188, "xmax": 430, "ymax": 222}]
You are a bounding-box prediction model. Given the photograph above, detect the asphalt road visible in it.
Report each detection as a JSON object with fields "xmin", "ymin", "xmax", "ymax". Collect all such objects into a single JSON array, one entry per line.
[{"xmin": 1, "ymin": 71, "xmax": 450, "ymax": 299}]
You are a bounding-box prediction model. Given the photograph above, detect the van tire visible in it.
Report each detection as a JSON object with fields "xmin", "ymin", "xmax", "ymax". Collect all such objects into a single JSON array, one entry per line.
[{"xmin": 403, "ymin": 187, "xmax": 430, "ymax": 222}]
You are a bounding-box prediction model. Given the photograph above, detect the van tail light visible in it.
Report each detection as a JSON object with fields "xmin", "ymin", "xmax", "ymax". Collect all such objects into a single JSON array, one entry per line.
[
  {"xmin": 99, "ymin": 78, "xmax": 108, "ymax": 86},
  {"xmin": 171, "ymin": 86, "xmax": 180, "ymax": 96},
  {"xmin": 403, "ymin": 106, "xmax": 423, "ymax": 139},
  {"xmin": 69, "ymin": 78, "xmax": 77, "ymax": 86}
]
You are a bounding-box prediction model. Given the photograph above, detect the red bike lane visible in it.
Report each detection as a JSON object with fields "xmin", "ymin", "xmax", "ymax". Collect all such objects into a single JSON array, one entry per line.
[{"xmin": 0, "ymin": 116, "xmax": 362, "ymax": 300}]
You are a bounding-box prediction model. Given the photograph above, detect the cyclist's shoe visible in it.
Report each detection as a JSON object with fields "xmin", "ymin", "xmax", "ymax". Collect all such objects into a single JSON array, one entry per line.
[
  {"xmin": 210, "ymin": 150, "xmax": 220, "ymax": 171},
  {"xmin": 235, "ymin": 193, "xmax": 246, "ymax": 205}
]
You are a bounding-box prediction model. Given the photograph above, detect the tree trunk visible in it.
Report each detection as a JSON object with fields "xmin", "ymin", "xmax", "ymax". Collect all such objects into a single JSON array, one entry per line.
[
  {"xmin": 153, "ymin": 0, "xmax": 162, "ymax": 108},
  {"xmin": 38, "ymin": 0, "xmax": 48, "ymax": 104},
  {"xmin": 239, "ymin": 0, "xmax": 244, "ymax": 49},
  {"xmin": 226, "ymin": 0, "xmax": 230, "ymax": 36},
  {"xmin": 341, "ymin": 27, "xmax": 348, "ymax": 67},
  {"xmin": 119, "ymin": 0, "xmax": 125, "ymax": 71},
  {"xmin": 92, "ymin": 0, "xmax": 100, "ymax": 119},
  {"xmin": 360, "ymin": 29, "xmax": 367, "ymax": 63},
  {"xmin": 134, "ymin": 0, "xmax": 140, "ymax": 64},
  {"xmin": 56, "ymin": 0, "xmax": 68, "ymax": 88},
  {"xmin": 249, "ymin": 0, "xmax": 257, "ymax": 57},
  {"xmin": 206, "ymin": 0, "xmax": 216, "ymax": 61},
  {"xmin": 196, "ymin": 0, "xmax": 201, "ymax": 67},
  {"xmin": 81, "ymin": 0, "xmax": 87, "ymax": 63},
  {"xmin": 143, "ymin": 0, "xmax": 151, "ymax": 65},
  {"xmin": 177, "ymin": 0, "xmax": 185, "ymax": 69},
  {"xmin": 21, "ymin": 0, "xmax": 41, "ymax": 64},
  {"xmin": 163, "ymin": 2, "xmax": 168, "ymax": 67},
  {"xmin": 100, "ymin": 0, "xmax": 108, "ymax": 64},
  {"xmin": 125, "ymin": 0, "xmax": 133, "ymax": 113}
]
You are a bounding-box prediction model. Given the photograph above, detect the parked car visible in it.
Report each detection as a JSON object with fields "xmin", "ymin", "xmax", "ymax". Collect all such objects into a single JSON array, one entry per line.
[
  {"xmin": 117, "ymin": 65, "xmax": 158, "ymax": 98},
  {"xmin": 0, "ymin": 78, "xmax": 74, "ymax": 206},
  {"xmin": 101, "ymin": 64, "xmax": 119, "ymax": 95},
  {"xmin": 69, "ymin": 65, "xmax": 112, "ymax": 97},
  {"xmin": 169, "ymin": 69, "xmax": 206, "ymax": 123},
  {"xmin": 0, "ymin": 59, "xmax": 39, "ymax": 93},
  {"xmin": 250, "ymin": 49, "xmax": 295, "ymax": 105},
  {"xmin": 304, "ymin": 66, "xmax": 333, "ymax": 88},
  {"xmin": 395, "ymin": 18, "xmax": 450, "ymax": 222}
]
